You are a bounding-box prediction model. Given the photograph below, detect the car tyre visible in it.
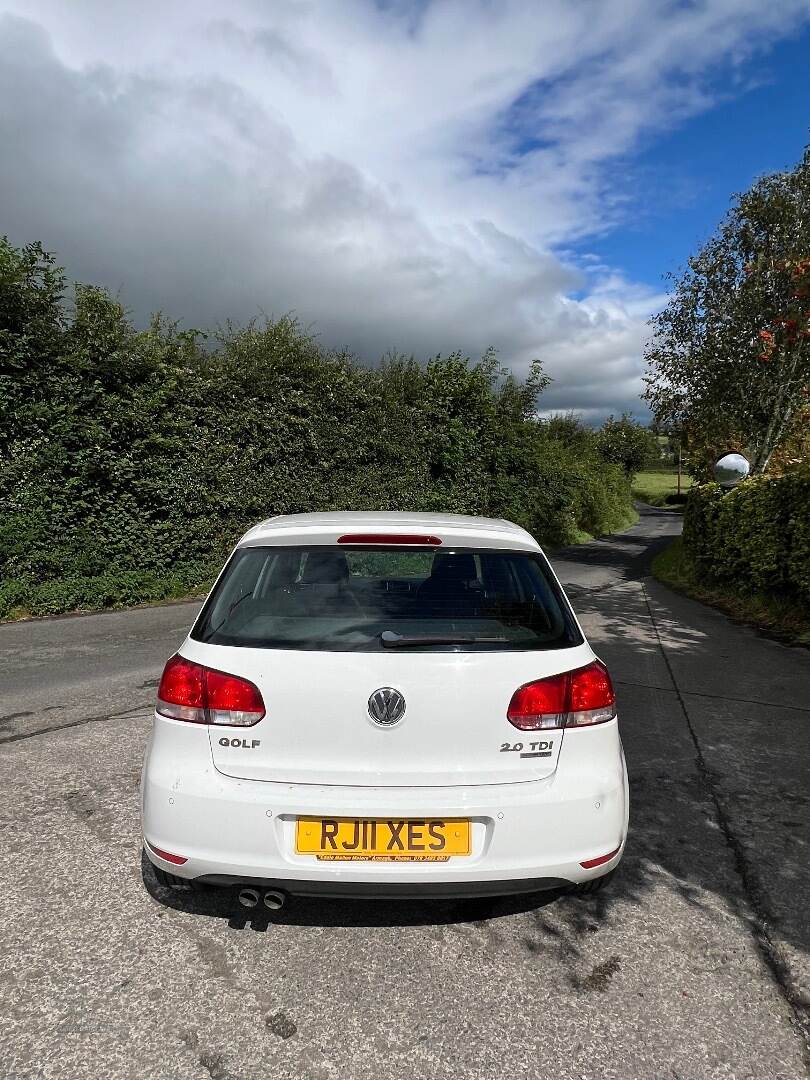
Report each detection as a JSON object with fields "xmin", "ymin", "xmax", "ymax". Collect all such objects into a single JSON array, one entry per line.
[{"xmin": 568, "ymin": 868, "xmax": 616, "ymax": 895}]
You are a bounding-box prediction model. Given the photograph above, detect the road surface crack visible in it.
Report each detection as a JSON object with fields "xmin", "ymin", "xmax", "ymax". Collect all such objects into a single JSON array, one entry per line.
[
  {"xmin": 0, "ymin": 701, "xmax": 153, "ymax": 744},
  {"xmin": 614, "ymin": 678, "xmax": 810, "ymax": 714}
]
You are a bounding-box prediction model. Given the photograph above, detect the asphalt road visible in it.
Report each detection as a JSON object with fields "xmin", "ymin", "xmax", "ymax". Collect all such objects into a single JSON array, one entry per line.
[{"xmin": 1, "ymin": 505, "xmax": 809, "ymax": 1080}]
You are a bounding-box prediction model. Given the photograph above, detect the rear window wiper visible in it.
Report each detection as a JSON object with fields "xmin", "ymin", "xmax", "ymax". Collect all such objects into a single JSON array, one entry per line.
[
  {"xmin": 380, "ymin": 630, "xmax": 508, "ymax": 648},
  {"xmin": 201, "ymin": 592, "xmax": 254, "ymax": 641}
]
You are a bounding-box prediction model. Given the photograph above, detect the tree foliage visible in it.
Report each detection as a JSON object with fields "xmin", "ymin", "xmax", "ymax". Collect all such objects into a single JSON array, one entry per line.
[
  {"xmin": 0, "ymin": 237, "xmax": 636, "ymax": 617},
  {"xmin": 594, "ymin": 414, "xmax": 659, "ymax": 478},
  {"xmin": 644, "ymin": 145, "xmax": 810, "ymax": 477}
]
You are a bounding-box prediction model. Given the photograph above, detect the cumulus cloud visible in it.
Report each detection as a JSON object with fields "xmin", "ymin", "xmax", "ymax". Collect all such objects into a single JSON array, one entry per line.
[{"xmin": 0, "ymin": 0, "xmax": 807, "ymax": 419}]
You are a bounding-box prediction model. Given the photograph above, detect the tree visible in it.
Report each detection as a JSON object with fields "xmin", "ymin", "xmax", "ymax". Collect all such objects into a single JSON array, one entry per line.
[
  {"xmin": 541, "ymin": 411, "xmax": 593, "ymax": 451},
  {"xmin": 594, "ymin": 414, "xmax": 659, "ymax": 478},
  {"xmin": 0, "ymin": 238, "xmax": 66, "ymax": 454},
  {"xmin": 644, "ymin": 144, "xmax": 810, "ymax": 475}
]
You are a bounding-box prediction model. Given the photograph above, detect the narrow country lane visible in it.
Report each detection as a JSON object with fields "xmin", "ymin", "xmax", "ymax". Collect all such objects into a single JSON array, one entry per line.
[{"xmin": 1, "ymin": 506, "xmax": 808, "ymax": 1080}]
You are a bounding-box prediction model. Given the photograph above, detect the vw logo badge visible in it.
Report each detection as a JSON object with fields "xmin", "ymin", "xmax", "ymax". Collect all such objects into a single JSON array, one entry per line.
[{"xmin": 368, "ymin": 687, "xmax": 406, "ymax": 727}]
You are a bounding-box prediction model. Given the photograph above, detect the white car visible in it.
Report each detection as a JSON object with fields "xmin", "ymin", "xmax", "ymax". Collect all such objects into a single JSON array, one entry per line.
[{"xmin": 141, "ymin": 512, "xmax": 627, "ymax": 910}]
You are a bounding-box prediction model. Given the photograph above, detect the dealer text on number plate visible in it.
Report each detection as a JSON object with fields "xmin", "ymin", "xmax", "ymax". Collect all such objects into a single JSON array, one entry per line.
[{"xmin": 295, "ymin": 817, "xmax": 471, "ymax": 861}]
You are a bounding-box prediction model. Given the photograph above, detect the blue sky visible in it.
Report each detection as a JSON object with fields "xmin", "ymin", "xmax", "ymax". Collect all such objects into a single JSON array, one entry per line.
[
  {"xmin": 576, "ymin": 24, "xmax": 810, "ymax": 291},
  {"xmin": 1, "ymin": 0, "xmax": 809, "ymax": 421}
]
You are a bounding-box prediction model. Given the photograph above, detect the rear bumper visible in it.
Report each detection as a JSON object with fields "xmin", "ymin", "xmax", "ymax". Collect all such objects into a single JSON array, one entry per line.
[
  {"xmin": 141, "ymin": 714, "xmax": 628, "ymax": 891},
  {"xmin": 190, "ymin": 873, "xmax": 569, "ymax": 899}
]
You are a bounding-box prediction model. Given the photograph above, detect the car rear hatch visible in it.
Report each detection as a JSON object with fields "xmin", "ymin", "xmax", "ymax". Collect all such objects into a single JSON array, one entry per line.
[
  {"xmin": 184, "ymin": 641, "xmax": 595, "ymax": 786},
  {"xmin": 183, "ymin": 536, "xmax": 590, "ymax": 787}
]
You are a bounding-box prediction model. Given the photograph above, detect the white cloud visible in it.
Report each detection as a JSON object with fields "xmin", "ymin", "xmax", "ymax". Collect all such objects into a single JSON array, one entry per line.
[{"xmin": 0, "ymin": 0, "xmax": 808, "ymax": 419}]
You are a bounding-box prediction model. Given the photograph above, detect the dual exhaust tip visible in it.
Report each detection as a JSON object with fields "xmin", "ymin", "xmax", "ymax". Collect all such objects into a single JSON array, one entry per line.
[{"xmin": 237, "ymin": 887, "xmax": 286, "ymax": 911}]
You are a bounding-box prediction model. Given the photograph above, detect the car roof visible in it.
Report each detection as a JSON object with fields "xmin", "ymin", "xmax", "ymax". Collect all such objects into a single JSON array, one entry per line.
[{"xmin": 238, "ymin": 512, "xmax": 541, "ymax": 552}]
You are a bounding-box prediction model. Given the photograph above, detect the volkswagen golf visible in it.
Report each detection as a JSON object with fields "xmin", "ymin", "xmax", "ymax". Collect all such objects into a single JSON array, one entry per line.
[{"xmin": 141, "ymin": 512, "xmax": 627, "ymax": 908}]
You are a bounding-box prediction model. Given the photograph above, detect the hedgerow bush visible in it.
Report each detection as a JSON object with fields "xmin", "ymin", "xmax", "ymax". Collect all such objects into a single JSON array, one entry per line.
[
  {"xmin": 0, "ymin": 565, "xmax": 218, "ymax": 619},
  {"xmin": 0, "ymin": 238, "xmax": 635, "ymax": 618},
  {"xmin": 683, "ymin": 468, "xmax": 810, "ymax": 603}
]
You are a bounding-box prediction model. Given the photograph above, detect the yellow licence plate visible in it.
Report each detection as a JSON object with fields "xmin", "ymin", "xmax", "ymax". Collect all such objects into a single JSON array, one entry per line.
[{"xmin": 295, "ymin": 817, "xmax": 471, "ymax": 861}]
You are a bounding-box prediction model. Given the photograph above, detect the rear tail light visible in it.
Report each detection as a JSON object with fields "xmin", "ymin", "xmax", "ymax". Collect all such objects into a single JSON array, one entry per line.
[
  {"xmin": 156, "ymin": 654, "xmax": 265, "ymax": 726},
  {"xmin": 507, "ymin": 660, "xmax": 615, "ymax": 730}
]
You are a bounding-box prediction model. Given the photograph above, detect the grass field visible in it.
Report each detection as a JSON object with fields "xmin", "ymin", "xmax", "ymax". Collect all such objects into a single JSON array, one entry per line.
[
  {"xmin": 652, "ymin": 538, "xmax": 810, "ymax": 647},
  {"xmin": 632, "ymin": 465, "xmax": 692, "ymax": 506}
]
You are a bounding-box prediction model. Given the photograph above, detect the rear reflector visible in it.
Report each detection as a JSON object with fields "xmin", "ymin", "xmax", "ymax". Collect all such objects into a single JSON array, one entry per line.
[
  {"xmin": 507, "ymin": 660, "xmax": 616, "ymax": 730},
  {"xmin": 146, "ymin": 841, "xmax": 188, "ymax": 865},
  {"xmin": 337, "ymin": 533, "xmax": 442, "ymax": 546},
  {"xmin": 580, "ymin": 846, "xmax": 621, "ymax": 869},
  {"xmin": 156, "ymin": 654, "xmax": 265, "ymax": 726}
]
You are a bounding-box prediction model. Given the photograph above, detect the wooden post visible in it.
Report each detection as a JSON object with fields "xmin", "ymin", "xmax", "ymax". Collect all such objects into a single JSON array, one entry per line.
[{"xmin": 677, "ymin": 441, "xmax": 682, "ymax": 496}]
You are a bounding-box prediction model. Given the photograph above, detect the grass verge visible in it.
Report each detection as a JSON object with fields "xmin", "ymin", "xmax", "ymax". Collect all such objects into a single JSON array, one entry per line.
[
  {"xmin": 652, "ymin": 537, "xmax": 810, "ymax": 647},
  {"xmin": 632, "ymin": 466, "xmax": 692, "ymax": 507},
  {"xmin": 565, "ymin": 507, "xmax": 639, "ymax": 547}
]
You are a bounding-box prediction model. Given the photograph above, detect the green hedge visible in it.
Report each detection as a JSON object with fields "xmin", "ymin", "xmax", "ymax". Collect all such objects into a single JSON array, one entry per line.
[
  {"xmin": 0, "ymin": 564, "xmax": 218, "ymax": 619},
  {"xmin": 682, "ymin": 467, "xmax": 810, "ymax": 603},
  {"xmin": 0, "ymin": 238, "xmax": 636, "ymax": 620}
]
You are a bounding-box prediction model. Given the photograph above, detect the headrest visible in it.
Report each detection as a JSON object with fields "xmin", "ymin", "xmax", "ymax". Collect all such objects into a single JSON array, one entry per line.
[
  {"xmin": 429, "ymin": 553, "xmax": 477, "ymax": 583},
  {"xmin": 301, "ymin": 551, "xmax": 350, "ymax": 584}
]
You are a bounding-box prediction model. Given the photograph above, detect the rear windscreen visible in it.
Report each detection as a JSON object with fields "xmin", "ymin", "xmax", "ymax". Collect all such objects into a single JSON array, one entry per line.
[{"xmin": 190, "ymin": 546, "xmax": 582, "ymax": 652}]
